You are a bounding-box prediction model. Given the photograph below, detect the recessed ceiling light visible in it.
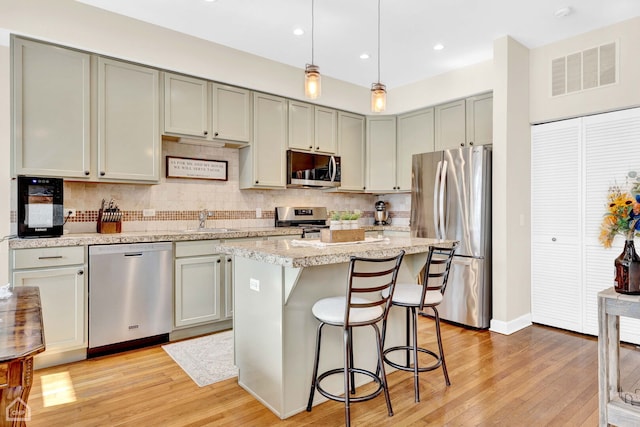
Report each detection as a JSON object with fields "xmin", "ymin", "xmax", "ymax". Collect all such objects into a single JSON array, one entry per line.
[
  {"xmin": 204, "ymin": 0, "xmax": 218, "ymax": 2},
  {"xmin": 554, "ymin": 6, "xmax": 572, "ymax": 17},
  {"xmin": 360, "ymin": 53, "xmax": 370, "ymax": 60},
  {"xmin": 293, "ymin": 27, "xmax": 304, "ymax": 36},
  {"xmin": 433, "ymin": 43, "xmax": 444, "ymax": 51}
]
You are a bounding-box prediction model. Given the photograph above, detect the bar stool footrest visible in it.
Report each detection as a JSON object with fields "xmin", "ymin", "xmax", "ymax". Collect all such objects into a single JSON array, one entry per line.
[
  {"xmin": 316, "ymin": 367, "xmax": 384, "ymax": 403},
  {"xmin": 383, "ymin": 345, "xmax": 442, "ymax": 373}
]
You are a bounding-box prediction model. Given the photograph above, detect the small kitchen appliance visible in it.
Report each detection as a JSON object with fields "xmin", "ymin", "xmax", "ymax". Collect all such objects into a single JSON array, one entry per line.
[
  {"xmin": 286, "ymin": 151, "xmax": 340, "ymax": 188},
  {"xmin": 275, "ymin": 206, "xmax": 328, "ymax": 239},
  {"xmin": 16, "ymin": 176, "xmax": 64, "ymax": 238},
  {"xmin": 374, "ymin": 201, "xmax": 390, "ymax": 225}
]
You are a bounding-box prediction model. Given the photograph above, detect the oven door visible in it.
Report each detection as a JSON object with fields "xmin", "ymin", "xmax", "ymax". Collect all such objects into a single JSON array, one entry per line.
[{"xmin": 287, "ymin": 151, "xmax": 340, "ymax": 188}]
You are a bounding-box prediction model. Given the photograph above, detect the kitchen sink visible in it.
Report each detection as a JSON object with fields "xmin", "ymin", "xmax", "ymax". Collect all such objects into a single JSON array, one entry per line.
[{"xmin": 182, "ymin": 228, "xmax": 240, "ymax": 233}]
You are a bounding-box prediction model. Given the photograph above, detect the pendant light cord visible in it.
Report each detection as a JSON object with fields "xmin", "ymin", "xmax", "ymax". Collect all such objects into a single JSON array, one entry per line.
[
  {"xmin": 377, "ymin": 0, "xmax": 381, "ymax": 83},
  {"xmin": 311, "ymin": 0, "xmax": 315, "ymax": 65}
]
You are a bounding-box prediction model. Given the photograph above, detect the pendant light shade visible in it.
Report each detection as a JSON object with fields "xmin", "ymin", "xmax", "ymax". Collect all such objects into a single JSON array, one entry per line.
[
  {"xmin": 305, "ymin": 64, "xmax": 321, "ymax": 99},
  {"xmin": 304, "ymin": 0, "xmax": 321, "ymax": 99},
  {"xmin": 371, "ymin": 0, "xmax": 386, "ymax": 112}
]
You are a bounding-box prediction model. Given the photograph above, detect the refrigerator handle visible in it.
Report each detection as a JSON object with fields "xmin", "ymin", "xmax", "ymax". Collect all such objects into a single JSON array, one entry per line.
[
  {"xmin": 439, "ymin": 160, "xmax": 448, "ymax": 238},
  {"xmin": 434, "ymin": 160, "xmax": 443, "ymax": 238}
]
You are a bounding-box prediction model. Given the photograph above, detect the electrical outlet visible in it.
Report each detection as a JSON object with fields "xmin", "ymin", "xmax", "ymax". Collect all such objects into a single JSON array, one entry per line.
[
  {"xmin": 143, "ymin": 209, "xmax": 156, "ymax": 217},
  {"xmin": 249, "ymin": 278, "xmax": 260, "ymax": 291},
  {"xmin": 256, "ymin": 208, "xmax": 262, "ymax": 218},
  {"xmin": 66, "ymin": 208, "xmax": 76, "ymax": 217}
]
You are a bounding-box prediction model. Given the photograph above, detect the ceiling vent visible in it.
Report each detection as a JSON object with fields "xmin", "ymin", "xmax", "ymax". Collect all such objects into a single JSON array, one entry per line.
[{"xmin": 551, "ymin": 41, "xmax": 617, "ymax": 97}]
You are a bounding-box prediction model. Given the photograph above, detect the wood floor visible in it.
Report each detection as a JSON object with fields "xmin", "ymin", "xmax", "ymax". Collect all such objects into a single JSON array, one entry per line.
[{"xmin": 25, "ymin": 320, "xmax": 640, "ymax": 426}]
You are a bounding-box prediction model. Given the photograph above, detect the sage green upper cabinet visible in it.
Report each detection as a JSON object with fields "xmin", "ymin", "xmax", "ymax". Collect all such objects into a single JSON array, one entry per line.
[
  {"xmin": 163, "ymin": 75, "xmax": 251, "ymax": 146},
  {"xmin": 336, "ymin": 112, "xmax": 365, "ymax": 192},
  {"xmin": 466, "ymin": 93, "xmax": 493, "ymax": 146},
  {"xmin": 287, "ymin": 101, "xmax": 336, "ymax": 154},
  {"xmin": 211, "ymin": 83, "xmax": 251, "ymax": 143},
  {"xmin": 163, "ymin": 73, "xmax": 208, "ymax": 138},
  {"xmin": 12, "ymin": 38, "xmax": 91, "ymax": 178},
  {"xmin": 434, "ymin": 93, "xmax": 493, "ymax": 151},
  {"xmin": 365, "ymin": 116, "xmax": 397, "ymax": 193},
  {"xmin": 396, "ymin": 108, "xmax": 435, "ymax": 191},
  {"xmin": 435, "ymin": 99, "xmax": 466, "ymax": 151},
  {"xmin": 98, "ymin": 58, "xmax": 160, "ymax": 183},
  {"xmin": 239, "ymin": 92, "xmax": 287, "ymax": 189}
]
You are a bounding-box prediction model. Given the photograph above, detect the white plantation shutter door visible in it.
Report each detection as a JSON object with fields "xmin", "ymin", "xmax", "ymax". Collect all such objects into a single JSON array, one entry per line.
[
  {"xmin": 531, "ymin": 118, "xmax": 583, "ymax": 331},
  {"xmin": 583, "ymin": 108, "xmax": 640, "ymax": 343}
]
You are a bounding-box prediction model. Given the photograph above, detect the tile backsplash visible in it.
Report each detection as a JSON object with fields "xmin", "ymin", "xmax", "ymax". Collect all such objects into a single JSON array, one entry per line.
[{"xmin": 55, "ymin": 140, "xmax": 411, "ymax": 233}]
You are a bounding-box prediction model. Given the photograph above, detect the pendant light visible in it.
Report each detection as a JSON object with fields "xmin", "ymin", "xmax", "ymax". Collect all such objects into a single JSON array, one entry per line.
[
  {"xmin": 304, "ymin": 0, "xmax": 321, "ymax": 99},
  {"xmin": 371, "ymin": 0, "xmax": 386, "ymax": 112}
]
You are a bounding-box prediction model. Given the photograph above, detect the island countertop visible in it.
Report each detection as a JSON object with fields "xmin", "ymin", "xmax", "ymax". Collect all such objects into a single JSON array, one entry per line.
[{"xmin": 214, "ymin": 236, "xmax": 453, "ymax": 268}]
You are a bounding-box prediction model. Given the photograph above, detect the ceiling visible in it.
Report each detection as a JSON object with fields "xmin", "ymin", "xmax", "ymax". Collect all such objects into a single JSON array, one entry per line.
[{"xmin": 77, "ymin": 0, "xmax": 640, "ymax": 89}]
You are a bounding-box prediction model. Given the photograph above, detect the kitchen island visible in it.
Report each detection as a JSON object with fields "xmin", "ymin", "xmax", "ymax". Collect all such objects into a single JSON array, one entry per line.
[{"xmin": 215, "ymin": 235, "xmax": 454, "ymax": 419}]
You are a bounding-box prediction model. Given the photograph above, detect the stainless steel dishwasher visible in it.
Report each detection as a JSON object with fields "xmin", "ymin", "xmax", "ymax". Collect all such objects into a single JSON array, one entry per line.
[{"xmin": 88, "ymin": 242, "xmax": 173, "ymax": 357}]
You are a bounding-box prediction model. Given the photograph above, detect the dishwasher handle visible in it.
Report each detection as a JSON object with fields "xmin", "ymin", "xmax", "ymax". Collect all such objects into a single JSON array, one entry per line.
[{"xmin": 124, "ymin": 253, "xmax": 144, "ymax": 257}]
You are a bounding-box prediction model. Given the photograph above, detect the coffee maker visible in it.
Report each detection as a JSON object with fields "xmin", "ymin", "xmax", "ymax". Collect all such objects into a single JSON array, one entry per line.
[{"xmin": 374, "ymin": 201, "xmax": 390, "ymax": 225}]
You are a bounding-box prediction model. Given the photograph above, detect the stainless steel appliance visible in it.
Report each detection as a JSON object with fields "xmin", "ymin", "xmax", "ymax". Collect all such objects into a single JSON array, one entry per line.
[
  {"xmin": 287, "ymin": 151, "xmax": 340, "ymax": 188},
  {"xmin": 275, "ymin": 206, "xmax": 328, "ymax": 238},
  {"xmin": 16, "ymin": 176, "xmax": 64, "ymax": 238},
  {"xmin": 88, "ymin": 242, "xmax": 173, "ymax": 357},
  {"xmin": 374, "ymin": 200, "xmax": 390, "ymax": 225},
  {"xmin": 411, "ymin": 146, "xmax": 492, "ymax": 328}
]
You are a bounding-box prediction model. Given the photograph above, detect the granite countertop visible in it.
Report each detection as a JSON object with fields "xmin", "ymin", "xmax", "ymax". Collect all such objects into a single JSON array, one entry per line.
[
  {"xmin": 8, "ymin": 225, "xmax": 410, "ymax": 249},
  {"xmin": 213, "ymin": 236, "xmax": 452, "ymax": 268}
]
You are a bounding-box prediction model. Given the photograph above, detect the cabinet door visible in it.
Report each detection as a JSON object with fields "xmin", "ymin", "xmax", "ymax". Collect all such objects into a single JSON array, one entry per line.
[
  {"xmin": 98, "ymin": 58, "xmax": 160, "ymax": 182},
  {"xmin": 175, "ymin": 255, "xmax": 222, "ymax": 327},
  {"xmin": 12, "ymin": 38, "xmax": 91, "ymax": 178},
  {"xmin": 337, "ymin": 112, "xmax": 365, "ymax": 191},
  {"xmin": 366, "ymin": 116, "xmax": 397, "ymax": 193},
  {"xmin": 13, "ymin": 266, "xmax": 86, "ymax": 353},
  {"xmin": 530, "ymin": 118, "xmax": 582, "ymax": 332},
  {"xmin": 288, "ymin": 100, "xmax": 314, "ymax": 151},
  {"xmin": 223, "ymin": 255, "xmax": 233, "ymax": 319},
  {"xmin": 163, "ymin": 73, "xmax": 209, "ymax": 138},
  {"xmin": 435, "ymin": 99, "xmax": 466, "ymax": 151},
  {"xmin": 466, "ymin": 93, "xmax": 493, "ymax": 146},
  {"xmin": 211, "ymin": 83, "xmax": 251, "ymax": 143},
  {"xmin": 315, "ymin": 107, "xmax": 337, "ymax": 154},
  {"xmin": 249, "ymin": 92, "xmax": 287, "ymax": 188},
  {"xmin": 397, "ymin": 108, "xmax": 435, "ymax": 191}
]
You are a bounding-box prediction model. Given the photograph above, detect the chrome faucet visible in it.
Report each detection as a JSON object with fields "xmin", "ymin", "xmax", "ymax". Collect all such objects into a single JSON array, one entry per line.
[{"xmin": 198, "ymin": 209, "xmax": 212, "ymax": 229}]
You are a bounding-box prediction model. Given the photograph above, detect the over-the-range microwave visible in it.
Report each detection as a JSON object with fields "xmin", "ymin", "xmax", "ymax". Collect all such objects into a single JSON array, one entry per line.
[{"xmin": 286, "ymin": 150, "xmax": 341, "ymax": 188}]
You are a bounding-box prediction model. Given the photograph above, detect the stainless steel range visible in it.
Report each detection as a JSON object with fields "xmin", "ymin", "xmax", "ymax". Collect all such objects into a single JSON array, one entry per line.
[{"xmin": 275, "ymin": 206, "xmax": 328, "ymax": 239}]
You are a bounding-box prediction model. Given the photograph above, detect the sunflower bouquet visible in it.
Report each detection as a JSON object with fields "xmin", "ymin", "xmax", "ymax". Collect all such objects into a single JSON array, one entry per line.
[{"xmin": 599, "ymin": 171, "xmax": 640, "ymax": 248}]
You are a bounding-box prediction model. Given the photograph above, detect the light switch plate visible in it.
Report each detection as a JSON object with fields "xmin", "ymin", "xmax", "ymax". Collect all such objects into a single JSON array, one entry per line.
[
  {"xmin": 143, "ymin": 209, "xmax": 156, "ymax": 217},
  {"xmin": 256, "ymin": 208, "xmax": 262, "ymax": 218},
  {"xmin": 249, "ymin": 278, "xmax": 260, "ymax": 291}
]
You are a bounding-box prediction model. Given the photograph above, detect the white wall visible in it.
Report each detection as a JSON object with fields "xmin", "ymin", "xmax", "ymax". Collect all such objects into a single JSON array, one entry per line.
[{"xmin": 530, "ymin": 16, "xmax": 640, "ymax": 123}]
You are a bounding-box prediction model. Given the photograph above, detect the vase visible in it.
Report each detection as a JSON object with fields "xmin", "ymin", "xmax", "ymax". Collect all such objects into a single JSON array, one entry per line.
[
  {"xmin": 614, "ymin": 239, "xmax": 640, "ymax": 294},
  {"xmin": 329, "ymin": 220, "xmax": 342, "ymax": 230}
]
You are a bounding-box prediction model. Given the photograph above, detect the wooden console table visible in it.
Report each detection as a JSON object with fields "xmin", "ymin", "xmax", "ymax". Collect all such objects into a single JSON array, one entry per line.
[
  {"xmin": 0, "ymin": 287, "xmax": 45, "ymax": 427},
  {"xmin": 598, "ymin": 287, "xmax": 640, "ymax": 427}
]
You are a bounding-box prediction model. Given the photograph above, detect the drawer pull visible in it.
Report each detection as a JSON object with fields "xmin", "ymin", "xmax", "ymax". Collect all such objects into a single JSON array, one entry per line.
[{"xmin": 38, "ymin": 255, "xmax": 63, "ymax": 260}]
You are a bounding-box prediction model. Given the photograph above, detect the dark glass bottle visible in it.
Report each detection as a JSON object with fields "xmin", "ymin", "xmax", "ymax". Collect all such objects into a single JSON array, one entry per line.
[{"xmin": 615, "ymin": 239, "xmax": 640, "ymax": 294}]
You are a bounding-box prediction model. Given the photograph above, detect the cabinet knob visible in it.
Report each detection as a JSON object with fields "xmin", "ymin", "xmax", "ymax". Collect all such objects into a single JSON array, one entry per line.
[
  {"xmin": 309, "ymin": 145, "xmax": 313, "ymax": 149},
  {"xmin": 469, "ymin": 141, "xmax": 474, "ymax": 146},
  {"xmin": 215, "ymin": 132, "xmax": 219, "ymax": 137},
  {"xmin": 316, "ymin": 146, "xmax": 320, "ymax": 150},
  {"xmin": 100, "ymin": 171, "xmax": 105, "ymax": 176},
  {"xmin": 255, "ymin": 180, "xmax": 259, "ymax": 184},
  {"xmin": 77, "ymin": 270, "xmax": 84, "ymax": 276},
  {"xmin": 460, "ymin": 142, "xmax": 465, "ymax": 147},
  {"xmin": 227, "ymin": 258, "xmax": 232, "ymax": 262},
  {"xmin": 84, "ymin": 170, "xmax": 90, "ymax": 176},
  {"xmin": 217, "ymin": 259, "xmax": 221, "ymax": 263},
  {"xmin": 204, "ymin": 131, "xmax": 208, "ymax": 136},
  {"xmin": 552, "ymin": 237, "xmax": 557, "ymax": 242}
]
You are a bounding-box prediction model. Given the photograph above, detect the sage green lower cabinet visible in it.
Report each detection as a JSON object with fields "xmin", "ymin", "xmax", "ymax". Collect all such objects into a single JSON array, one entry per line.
[
  {"xmin": 10, "ymin": 246, "xmax": 87, "ymax": 369},
  {"xmin": 174, "ymin": 240, "xmax": 223, "ymax": 328}
]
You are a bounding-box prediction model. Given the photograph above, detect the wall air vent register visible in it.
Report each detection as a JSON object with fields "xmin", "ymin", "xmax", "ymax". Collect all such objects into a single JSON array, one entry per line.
[{"xmin": 551, "ymin": 41, "xmax": 617, "ymax": 97}]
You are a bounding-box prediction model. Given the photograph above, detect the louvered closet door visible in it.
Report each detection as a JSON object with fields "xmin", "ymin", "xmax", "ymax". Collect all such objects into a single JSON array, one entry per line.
[
  {"xmin": 531, "ymin": 119, "xmax": 583, "ymax": 332},
  {"xmin": 583, "ymin": 107, "xmax": 640, "ymax": 343}
]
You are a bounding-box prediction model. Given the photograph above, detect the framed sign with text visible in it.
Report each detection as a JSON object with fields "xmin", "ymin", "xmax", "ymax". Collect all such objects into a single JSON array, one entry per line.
[{"xmin": 166, "ymin": 156, "xmax": 228, "ymax": 181}]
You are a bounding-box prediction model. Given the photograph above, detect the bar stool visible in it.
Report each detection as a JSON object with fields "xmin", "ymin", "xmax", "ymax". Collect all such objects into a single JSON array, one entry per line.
[
  {"xmin": 381, "ymin": 242, "xmax": 458, "ymax": 402},
  {"xmin": 306, "ymin": 251, "xmax": 405, "ymax": 427}
]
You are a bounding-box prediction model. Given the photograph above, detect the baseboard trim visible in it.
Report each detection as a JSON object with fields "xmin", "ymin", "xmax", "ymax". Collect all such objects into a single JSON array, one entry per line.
[{"xmin": 489, "ymin": 313, "xmax": 532, "ymax": 335}]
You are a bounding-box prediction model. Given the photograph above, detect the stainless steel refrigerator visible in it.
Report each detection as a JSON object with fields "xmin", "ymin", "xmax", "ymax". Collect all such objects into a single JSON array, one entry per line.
[{"xmin": 411, "ymin": 145, "xmax": 492, "ymax": 328}]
